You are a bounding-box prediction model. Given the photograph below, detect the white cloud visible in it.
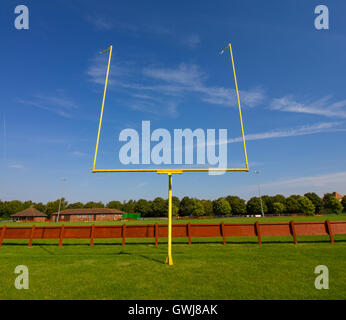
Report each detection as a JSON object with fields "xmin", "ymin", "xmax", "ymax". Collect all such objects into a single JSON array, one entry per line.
[
  {"xmin": 255, "ymin": 171, "xmax": 346, "ymax": 197},
  {"xmin": 263, "ymin": 171, "xmax": 346, "ymax": 189},
  {"xmin": 85, "ymin": 13, "xmax": 201, "ymax": 51},
  {"xmin": 143, "ymin": 63, "xmax": 205, "ymax": 86},
  {"xmin": 182, "ymin": 34, "xmax": 201, "ymax": 48},
  {"xmin": 196, "ymin": 85, "xmax": 265, "ymax": 108},
  {"xmin": 142, "ymin": 63, "xmax": 265, "ymax": 108},
  {"xmin": 270, "ymin": 95, "xmax": 346, "ymax": 118},
  {"xmin": 9, "ymin": 164, "xmax": 24, "ymax": 169},
  {"xmin": 87, "ymin": 56, "xmax": 265, "ymax": 119},
  {"xmin": 16, "ymin": 93, "xmax": 78, "ymax": 118},
  {"xmin": 86, "ymin": 15, "xmax": 113, "ymax": 30},
  {"xmin": 227, "ymin": 121, "xmax": 344, "ymax": 144},
  {"xmin": 86, "ymin": 55, "xmax": 132, "ymax": 86},
  {"xmin": 88, "ymin": 57, "xmax": 265, "ymax": 107},
  {"xmin": 127, "ymin": 100, "xmax": 179, "ymax": 118},
  {"xmin": 86, "ymin": 59, "xmax": 107, "ymax": 85},
  {"xmin": 71, "ymin": 151, "xmax": 87, "ymax": 157},
  {"xmin": 34, "ymin": 95, "xmax": 78, "ymax": 109},
  {"xmin": 234, "ymin": 171, "xmax": 346, "ymax": 199},
  {"xmin": 85, "ymin": 14, "xmax": 175, "ymax": 37}
]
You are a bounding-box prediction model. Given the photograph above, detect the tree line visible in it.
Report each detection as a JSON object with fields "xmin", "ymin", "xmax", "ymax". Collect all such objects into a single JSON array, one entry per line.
[{"xmin": 0, "ymin": 192, "xmax": 345, "ymax": 219}]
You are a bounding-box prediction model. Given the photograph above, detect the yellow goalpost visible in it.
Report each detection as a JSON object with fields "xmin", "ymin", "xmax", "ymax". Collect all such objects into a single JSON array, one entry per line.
[{"xmin": 92, "ymin": 43, "xmax": 248, "ymax": 265}]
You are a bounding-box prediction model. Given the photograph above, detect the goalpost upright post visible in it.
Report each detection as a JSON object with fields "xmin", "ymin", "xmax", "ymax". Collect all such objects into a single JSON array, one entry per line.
[
  {"xmin": 93, "ymin": 45, "xmax": 113, "ymax": 173},
  {"xmin": 167, "ymin": 173, "xmax": 173, "ymax": 265}
]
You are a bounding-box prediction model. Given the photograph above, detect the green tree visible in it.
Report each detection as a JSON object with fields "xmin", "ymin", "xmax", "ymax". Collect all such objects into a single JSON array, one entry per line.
[
  {"xmin": 0, "ymin": 201, "xmax": 4, "ymax": 218},
  {"xmin": 179, "ymin": 196, "xmax": 195, "ymax": 216},
  {"xmin": 201, "ymin": 200, "xmax": 213, "ymax": 216},
  {"xmin": 322, "ymin": 193, "xmax": 335, "ymax": 207},
  {"xmin": 159, "ymin": 200, "xmax": 177, "ymax": 217},
  {"xmin": 190, "ymin": 199, "xmax": 205, "ymax": 216},
  {"xmin": 171, "ymin": 203, "xmax": 179, "ymax": 216},
  {"xmin": 285, "ymin": 195, "xmax": 301, "ymax": 213},
  {"xmin": 271, "ymin": 194, "xmax": 286, "ymax": 204},
  {"xmin": 151, "ymin": 197, "xmax": 166, "ymax": 217},
  {"xmin": 342, "ymin": 196, "xmax": 346, "ymax": 213},
  {"xmin": 323, "ymin": 193, "xmax": 343, "ymax": 214},
  {"xmin": 213, "ymin": 198, "xmax": 231, "ymax": 216},
  {"xmin": 46, "ymin": 198, "xmax": 68, "ymax": 216},
  {"xmin": 84, "ymin": 201, "xmax": 104, "ymax": 208},
  {"xmin": 264, "ymin": 195, "xmax": 286, "ymax": 214},
  {"xmin": 122, "ymin": 200, "xmax": 136, "ymax": 213},
  {"xmin": 297, "ymin": 197, "xmax": 315, "ymax": 215},
  {"xmin": 171, "ymin": 197, "xmax": 180, "ymax": 216},
  {"xmin": 272, "ymin": 202, "xmax": 285, "ymax": 214},
  {"xmin": 225, "ymin": 196, "xmax": 246, "ymax": 215},
  {"xmin": 106, "ymin": 201, "xmax": 122, "ymax": 210},
  {"xmin": 9, "ymin": 200, "xmax": 24, "ymax": 214},
  {"xmin": 0, "ymin": 200, "xmax": 24, "ymax": 218},
  {"xmin": 246, "ymin": 197, "xmax": 267, "ymax": 215},
  {"xmin": 34, "ymin": 202, "xmax": 46, "ymax": 212},
  {"xmin": 22, "ymin": 201, "xmax": 33, "ymax": 209},
  {"xmin": 304, "ymin": 192, "xmax": 323, "ymax": 213},
  {"xmin": 67, "ymin": 202, "xmax": 84, "ymax": 209},
  {"xmin": 260, "ymin": 195, "xmax": 271, "ymax": 214},
  {"xmin": 172, "ymin": 196, "xmax": 180, "ymax": 209},
  {"xmin": 134, "ymin": 199, "xmax": 152, "ymax": 217}
]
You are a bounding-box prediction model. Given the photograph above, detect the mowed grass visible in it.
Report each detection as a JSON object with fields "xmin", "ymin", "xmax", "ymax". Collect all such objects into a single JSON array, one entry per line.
[
  {"xmin": 1, "ymin": 214, "xmax": 346, "ymax": 227},
  {"xmin": 0, "ymin": 216, "xmax": 346, "ymax": 300}
]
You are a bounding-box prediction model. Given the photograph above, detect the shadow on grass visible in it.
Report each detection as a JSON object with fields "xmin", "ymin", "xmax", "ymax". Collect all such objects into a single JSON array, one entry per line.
[
  {"xmin": 2, "ymin": 238, "xmax": 346, "ymax": 247},
  {"xmin": 37, "ymin": 244, "xmax": 166, "ymax": 264},
  {"xmin": 2, "ymin": 239, "xmax": 345, "ymax": 268},
  {"xmin": 115, "ymin": 250, "xmax": 165, "ymax": 265},
  {"xmin": 39, "ymin": 245, "xmax": 56, "ymax": 255}
]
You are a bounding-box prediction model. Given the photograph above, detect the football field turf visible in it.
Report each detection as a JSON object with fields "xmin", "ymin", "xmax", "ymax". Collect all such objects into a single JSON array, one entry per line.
[{"xmin": 0, "ymin": 216, "xmax": 345, "ymax": 300}]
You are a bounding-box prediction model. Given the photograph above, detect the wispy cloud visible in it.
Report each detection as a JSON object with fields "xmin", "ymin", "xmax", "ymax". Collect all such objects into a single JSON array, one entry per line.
[
  {"xmin": 263, "ymin": 171, "xmax": 346, "ymax": 189},
  {"xmin": 85, "ymin": 15, "xmax": 113, "ymax": 30},
  {"xmin": 71, "ymin": 151, "xmax": 87, "ymax": 157},
  {"xmin": 129, "ymin": 100, "xmax": 179, "ymax": 118},
  {"xmin": 233, "ymin": 171, "xmax": 346, "ymax": 199},
  {"xmin": 8, "ymin": 164, "xmax": 25, "ymax": 169},
  {"xmin": 85, "ymin": 14, "xmax": 174, "ymax": 36},
  {"xmin": 227, "ymin": 121, "xmax": 344, "ymax": 144},
  {"xmin": 85, "ymin": 14, "xmax": 202, "ymax": 51},
  {"xmin": 270, "ymin": 95, "xmax": 346, "ymax": 118},
  {"xmin": 86, "ymin": 55, "xmax": 132, "ymax": 86},
  {"xmin": 23, "ymin": 136, "xmax": 69, "ymax": 145},
  {"xmin": 196, "ymin": 85, "xmax": 265, "ymax": 108},
  {"xmin": 141, "ymin": 63, "xmax": 265, "ymax": 108},
  {"xmin": 87, "ymin": 57, "xmax": 265, "ymax": 118},
  {"xmin": 181, "ymin": 33, "xmax": 201, "ymax": 48},
  {"xmin": 16, "ymin": 93, "xmax": 78, "ymax": 118},
  {"xmin": 142, "ymin": 63, "xmax": 205, "ymax": 86}
]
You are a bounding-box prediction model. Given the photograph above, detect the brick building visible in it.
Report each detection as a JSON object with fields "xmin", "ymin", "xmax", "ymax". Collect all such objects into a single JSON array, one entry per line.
[
  {"xmin": 333, "ymin": 192, "xmax": 343, "ymax": 202},
  {"xmin": 11, "ymin": 207, "xmax": 48, "ymax": 222},
  {"xmin": 51, "ymin": 208, "xmax": 124, "ymax": 222}
]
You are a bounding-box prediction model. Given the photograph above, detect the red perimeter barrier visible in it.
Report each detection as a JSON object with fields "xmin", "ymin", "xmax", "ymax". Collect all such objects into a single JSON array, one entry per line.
[{"xmin": 0, "ymin": 220, "xmax": 345, "ymax": 247}]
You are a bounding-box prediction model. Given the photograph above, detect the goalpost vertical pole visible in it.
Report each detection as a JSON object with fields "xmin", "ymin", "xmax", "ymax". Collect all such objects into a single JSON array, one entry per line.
[
  {"xmin": 93, "ymin": 45, "xmax": 113, "ymax": 172},
  {"xmin": 166, "ymin": 173, "xmax": 173, "ymax": 265},
  {"xmin": 228, "ymin": 43, "xmax": 248, "ymax": 170}
]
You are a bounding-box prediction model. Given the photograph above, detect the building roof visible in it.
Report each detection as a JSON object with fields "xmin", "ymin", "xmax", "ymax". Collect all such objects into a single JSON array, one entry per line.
[
  {"xmin": 11, "ymin": 207, "xmax": 47, "ymax": 217},
  {"xmin": 333, "ymin": 192, "xmax": 343, "ymax": 200},
  {"xmin": 51, "ymin": 208, "xmax": 124, "ymax": 216}
]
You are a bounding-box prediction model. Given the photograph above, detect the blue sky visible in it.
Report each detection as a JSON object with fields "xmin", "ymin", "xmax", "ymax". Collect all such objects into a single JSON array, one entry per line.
[{"xmin": 1, "ymin": 0, "xmax": 346, "ymax": 203}]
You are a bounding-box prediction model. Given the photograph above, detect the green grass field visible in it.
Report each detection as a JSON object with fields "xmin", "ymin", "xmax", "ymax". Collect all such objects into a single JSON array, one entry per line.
[
  {"xmin": 1, "ymin": 213, "xmax": 346, "ymax": 227},
  {"xmin": 0, "ymin": 215, "xmax": 345, "ymax": 300}
]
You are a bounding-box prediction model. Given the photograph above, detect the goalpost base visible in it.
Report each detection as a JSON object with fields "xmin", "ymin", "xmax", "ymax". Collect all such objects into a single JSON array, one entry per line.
[{"xmin": 165, "ymin": 255, "xmax": 174, "ymax": 266}]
